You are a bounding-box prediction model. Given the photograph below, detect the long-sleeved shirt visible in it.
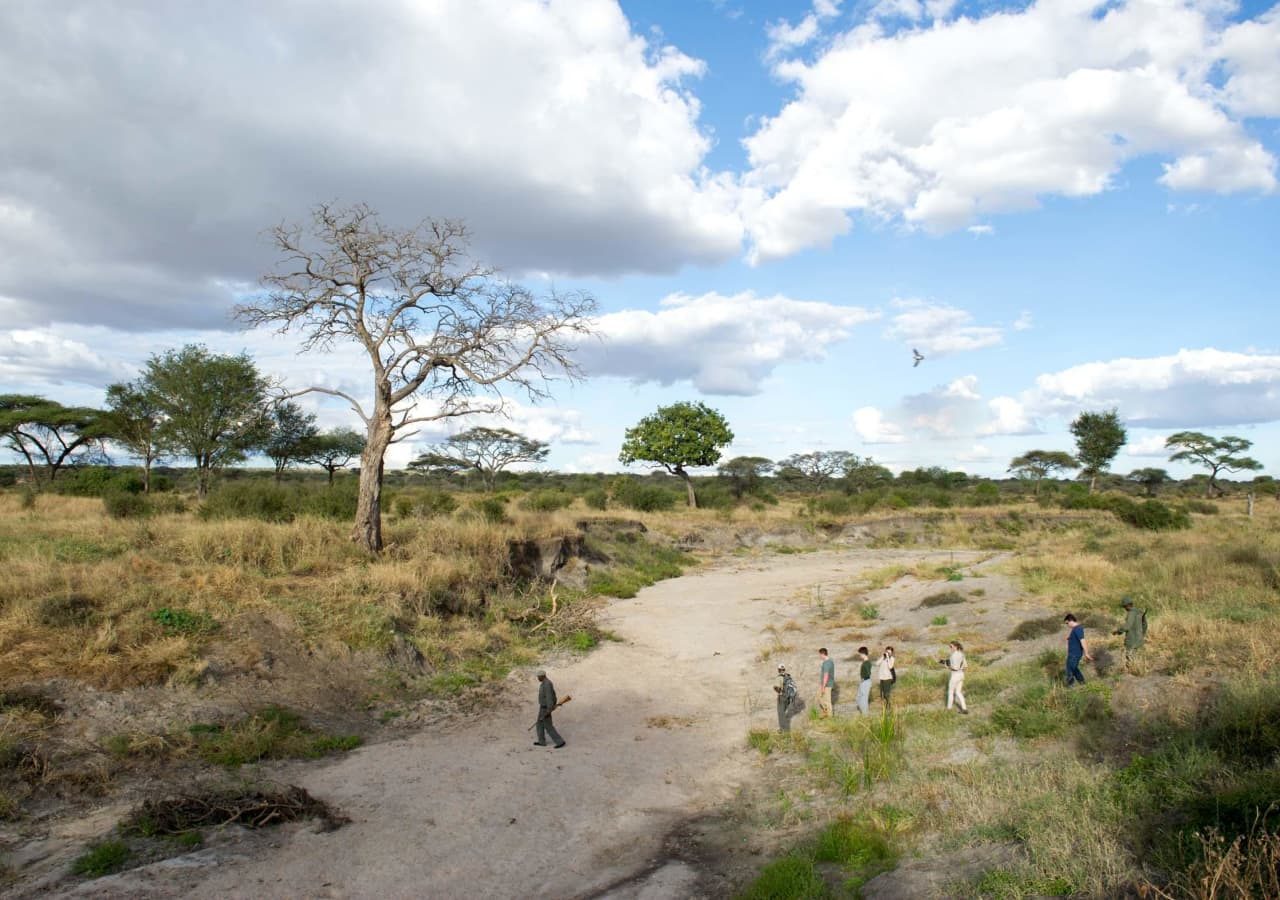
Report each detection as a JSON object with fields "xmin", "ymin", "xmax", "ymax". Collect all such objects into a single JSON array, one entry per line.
[
  {"xmin": 538, "ymin": 679, "xmax": 557, "ymax": 712},
  {"xmin": 947, "ymin": 650, "xmax": 966, "ymax": 673},
  {"xmin": 1121, "ymin": 608, "xmax": 1145, "ymax": 649}
]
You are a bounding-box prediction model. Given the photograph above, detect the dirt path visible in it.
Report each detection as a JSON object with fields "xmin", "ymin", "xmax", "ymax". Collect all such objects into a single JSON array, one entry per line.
[{"xmin": 50, "ymin": 548, "xmax": 1002, "ymax": 900}]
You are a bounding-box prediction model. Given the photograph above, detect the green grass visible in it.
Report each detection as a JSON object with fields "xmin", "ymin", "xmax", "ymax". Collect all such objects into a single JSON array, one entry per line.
[
  {"xmin": 71, "ymin": 840, "xmax": 130, "ymax": 877},
  {"xmin": 973, "ymin": 868, "xmax": 1075, "ymax": 899},
  {"xmin": 930, "ymin": 615, "xmax": 948, "ymax": 626},
  {"xmin": 188, "ymin": 706, "xmax": 361, "ymax": 766},
  {"xmin": 738, "ymin": 856, "xmax": 829, "ymax": 900},
  {"xmin": 859, "ymin": 603, "xmax": 880, "ymax": 621},
  {"xmin": 919, "ymin": 589, "xmax": 966, "ymax": 608},
  {"xmin": 149, "ymin": 607, "xmax": 218, "ymax": 635}
]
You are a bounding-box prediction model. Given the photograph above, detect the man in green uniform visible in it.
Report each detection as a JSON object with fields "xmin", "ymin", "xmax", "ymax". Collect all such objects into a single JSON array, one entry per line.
[
  {"xmin": 1113, "ymin": 597, "xmax": 1147, "ymax": 670},
  {"xmin": 534, "ymin": 670, "xmax": 566, "ymax": 748}
]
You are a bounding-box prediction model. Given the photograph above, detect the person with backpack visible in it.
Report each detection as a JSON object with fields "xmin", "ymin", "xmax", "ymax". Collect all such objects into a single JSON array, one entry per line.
[
  {"xmin": 876, "ymin": 647, "xmax": 897, "ymax": 710},
  {"xmin": 941, "ymin": 641, "xmax": 969, "ymax": 714},
  {"xmin": 1113, "ymin": 597, "xmax": 1147, "ymax": 670},
  {"xmin": 774, "ymin": 664, "xmax": 800, "ymax": 732},
  {"xmin": 855, "ymin": 647, "xmax": 873, "ymax": 715}
]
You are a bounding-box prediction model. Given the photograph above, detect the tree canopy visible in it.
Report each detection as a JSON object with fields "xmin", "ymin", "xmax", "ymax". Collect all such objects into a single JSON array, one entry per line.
[
  {"xmin": 409, "ymin": 426, "xmax": 549, "ymax": 491},
  {"xmin": 1008, "ymin": 450, "xmax": 1078, "ymax": 495},
  {"xmin": 142, "ymin": 345, "xmax": 271, "ymax": 497},
  {"xmin": 263, "ymin": 401, "xmax": 319, "ymax": 481},
  {"xmin": 0, "ymin": 394, "xmax": 110, "ymax": 483},
  {"xmin": 104, "ymin": 381, "xmax": 165, "ymax": 492},
  {"xmin": 302, "ymin": 428, "xmax": 367, "ymax": 486},
  {"xmin": 1166, "ymin": 431, "xmax": 1263, "ymax": 496},
  {"xmin": 1069, "ymin": 408, "xmax": 1127, "ymax": 492},
  {"xmin": 1127, "ymin": 467, "xmax": 1171, "ymax": 497},
  {"xmin": 238, "ymin": 202, "xmax": 595, "ymax": 552},
  {"xmin": 717, "ymin": 456, "xmax": 774, "ymax": 498},
  {"xmin": 619, "ymin": 402, "xmax": 733, "ymax": 508}
]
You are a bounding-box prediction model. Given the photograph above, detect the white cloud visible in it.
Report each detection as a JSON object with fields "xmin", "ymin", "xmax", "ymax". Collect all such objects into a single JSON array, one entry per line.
[
  {"xmin": 1012, "ymin": 311, "xmax": 1034, "ymax": 332},
  {"xmin": 853, "ymin": 406, "xmax": 906, "ymax": 444},
  {"xmin": 967, "ymin": 224, "xmax": 995, "ymax": 237},
  {"xmin": 955, "ymin": 443, "xmax": 995, "ymax": 463},
  {"xmin": 766, "ymin": 0, "xmax": 843, "ymax": 58},
  {"xmin": 1218, "ymin": 6, "xmax": 1280, "ymax": 118},
  {"xmin": 0, "ymin": 0, "xmax": 742, "ymax": 330},
  {"xmin": 583, "ymin": 290, "xmax": 879, "ymax": 395},
  {"xmin": 884, "ymin": 299, "xmax": 1003, "ymax": 356},
  {"xmin": 1027, "ymin": 347, "xmax": 1280, "ymax": 427},
  {"xmin": 0, "ymin": 330, "xmax": 132, "ymax": 389},
  {"xmin": 1125, "ymin": 433, "xmax": 1172, "ymax": 458},
  {"xmin": 741, "ymin": 0, "xmax": 1279, "ymax": 261},
  {"xmin": 981, "ymin": 396, "xmax": 1039, "ymax": 436}
]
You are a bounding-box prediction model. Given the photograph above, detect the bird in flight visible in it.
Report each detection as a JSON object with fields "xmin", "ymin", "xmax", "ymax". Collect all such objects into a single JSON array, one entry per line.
[{"xmin": 912, "ymin": 348, "xmax": 925, "ymax": 367}]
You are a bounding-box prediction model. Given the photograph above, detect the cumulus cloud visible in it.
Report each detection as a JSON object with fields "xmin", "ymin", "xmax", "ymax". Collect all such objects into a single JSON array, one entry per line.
[
  {"xmin": 854, "ymin": 376, "xmax": 1041, "ymax": 446},
  {"xmin": 0, "ymin": 0, "xmax": 742, "ymax": 330},
  {"xmin": 1027, "ymin": 348, "xmax": 1280, "ymax": 427},
  {"xmin": 582, "ymin": 290, "xmax": 878, "ymax": 395},
  {"xmin": 766, "ymin": 0, "xmax": 843, "ymax": 59},
  {"xmin": 741, "ymin": 0, "xmax": 1279, "ymax": 261},
  {"xmin": 884, "ymin": 299, "xmax": 1003, "ymax": 356},
  {"xmin": 852, "ymin": 406, "xmax": 906, "ymax": 444},
  {"xmin": 1013, "ymin": 311, "xmax": 1034, "ymax": 332},
  {"xmin": 1125, "ymin": 433, "xmax": 1173, "ymax": 458},
  {"xmin": 0, "ymin": 330, "xmax": 133, "ymax": 389}
]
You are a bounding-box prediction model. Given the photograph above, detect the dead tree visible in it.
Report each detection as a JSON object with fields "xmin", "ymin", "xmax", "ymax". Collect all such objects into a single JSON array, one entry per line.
[{"xmin": 238, "ymin": 203, "xmax": 596, "ymax": 552}]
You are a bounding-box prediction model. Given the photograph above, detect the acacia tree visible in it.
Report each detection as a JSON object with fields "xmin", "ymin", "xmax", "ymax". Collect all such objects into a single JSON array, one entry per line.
[
  {"xmin": 104, "ymin": 381, "xmax": 165, "ymax": 492},
  {"xmin": 238, "ymin": 203, "xmax": 595, "ymax": 552},
  {"xmin": 409, "ymin": 426, "xmax": 549, "ymax": 491},
  {"xmin": 142, "ymin": 345, "xmax": 272, "ymax": 497},
  {"xmin": 1127, "ymin": 467, "xmax": 1171, "ymax": 497},
  {"xmin": 618, "ymin": 401, "xmax": 733, "ymax": 508},
  {"xmin": 264, "ymin": 401, "xmax": 319, "ymax": 481},
  {"xmin": 778, "ymin": 451, "xmax": 857, "ymax": 493},
  {"xmin": 0, "ymin": 394, "xmax": 110, "ymax": 483},
  {"xmin": 717, "ymin": 456, "xmax": 773, "ymax": 499},
  {"xmin": 1008, "ymin": 450, "xmax": 1078, "ymax": 496},
  {"xmin": 1166, "ymin": 431, "xmax": 1263, "ymax": 497},
  {"xmin": 1069, "ymin": 408, "xmax": 1127, "ymax": 493},
  {"xmin": 303, "ymin": 428, "xmax": 366, "ymax": 486}
]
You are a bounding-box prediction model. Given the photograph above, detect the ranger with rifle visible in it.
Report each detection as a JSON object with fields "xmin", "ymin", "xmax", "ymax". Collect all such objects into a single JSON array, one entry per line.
[{"xmin": 532, "ymin": 670, "xmax": 568, "ymax": 748}]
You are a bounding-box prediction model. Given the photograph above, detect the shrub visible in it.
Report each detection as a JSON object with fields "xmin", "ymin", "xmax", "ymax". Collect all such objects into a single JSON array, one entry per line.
[
  {"xmin": 188, "ymin": 706, "xmax": 361, "ymax": 767},
  {"xmin": 473, "ymin": 496, "xmax": 508, "ymax": 524},
  {"xmin": 583, "ymin": 488, "xmax": 608, "ymax": 510},
  {"xmin": 693, "ymin": 483, "xmax": 735, "ymax": 510},
  {"xmin": 739, "ymin": 857, "xmax": 827, "ymax": 900},
  {"xmin": 200, "ymin": 483, "xmax": 295, "ymax": 523},
  {"xmin": 521, "ymin": 490, "xmax": 574, "ymax": 512},
  {"xmin": 1008, "ymin": 616, "xmax": 1061, "ymax": 641},
  {"xmin": 611, "ymin": 479, "xmax": 679, "ymax": 512},
  {"xmin": 808, "ymin": 493, "xmax": 856, "ymax": 517},
  {"xmin": 919, "ymin": 590, "xmax": 965, "ymax": 608},
  {"xmin": 103, "ymin": 490, "xmax": 151, "ymax": 519},
  {"xmin": 19, "ymin": 486, "xmax": 36, "ymax": 510},
  {"xmin": 971, "ymin": 482, "xmax": 1001, "ymax": 505},
  {"xmin": 930, "ymin": 615, "xmax": 948, "ymax": 626},
  {"xmin": 56, "ymin": 467, "xmax": 145, "ymax": 497},
  {"xmin": 1182, "ymin": 498, "xmax": 1219, "ymax": 515}
]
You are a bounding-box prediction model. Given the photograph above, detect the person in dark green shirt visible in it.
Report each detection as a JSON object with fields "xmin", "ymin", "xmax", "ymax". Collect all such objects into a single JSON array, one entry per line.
[
  {"xmin": 1113, "ymin": 597, "xmax": 1147, "ymax": 670},
  {"xmin": 855, "ymin": 647, "xmax": 873, "ymax": 715}
]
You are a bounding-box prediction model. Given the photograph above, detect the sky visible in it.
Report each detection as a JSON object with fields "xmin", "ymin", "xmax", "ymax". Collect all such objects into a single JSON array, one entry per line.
[{"xmin": 2, "ymin": 0, "xmax": 1278, "ymax": 479}]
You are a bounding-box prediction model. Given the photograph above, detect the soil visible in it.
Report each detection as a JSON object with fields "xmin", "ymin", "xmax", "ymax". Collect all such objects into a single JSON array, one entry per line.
[{"xmin": 22, "ymin": 545, "xmax": 1063, "ymax": 899}]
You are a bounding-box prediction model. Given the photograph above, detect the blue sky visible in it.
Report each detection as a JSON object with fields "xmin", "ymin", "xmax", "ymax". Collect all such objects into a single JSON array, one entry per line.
[{"xmin": 2, "ymin": 0, "xmax": 1278, "ymax": 480}]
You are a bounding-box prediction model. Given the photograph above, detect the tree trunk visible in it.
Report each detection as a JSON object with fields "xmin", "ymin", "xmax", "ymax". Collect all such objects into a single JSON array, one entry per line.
[
  {"xmin": 143, "ymin": 455, "xmax": 152, "ymax": 494},
  {"xmin": 1248, "ymin": 492, "xmax": 1255, "ymax": 517},
  {"xmin": 197, "ymin": 467, "xmax": 211, "ymax": 498},
  {"xmin": 1088, "ymin": 473, "xmax": 1097, "ymax": 494},
  {"xmin": 679, "ymin": 469, "xmax": 697, "ymax": 509},
  {"xmin": 326, "ymin": 465, "xmax": 335, "ymax": 487},
  {"xmin": 353, "ymin": 414, "xmax": 392, "ymax": 553}
]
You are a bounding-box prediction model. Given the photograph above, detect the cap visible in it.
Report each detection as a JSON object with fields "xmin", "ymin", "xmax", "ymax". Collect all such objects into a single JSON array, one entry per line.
[
  {"xmin": 776, "ymin": 664, "xmax": 787, "ymax": 674},
  {"xmin": 536, "ymin": 669, "xmax": 547, "ymax": 677},
  {"xmin": 1121, "ymin": 597, "xmax": 1134, "ymax": 608}
]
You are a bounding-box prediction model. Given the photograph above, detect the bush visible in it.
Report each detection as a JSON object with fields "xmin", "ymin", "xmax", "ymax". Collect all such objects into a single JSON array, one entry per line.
[
  {"xmin": 103, "ymin": 490, "xmax": 151, "ymax": 519},
  {"xmin": 919, "ymin": 589, "xmax": 965, "ymax": 608},
  {"xmin": 693, "ymin": 483, "xmax": 736, "ymax": 510},
  {"xmin": 200, "ymin": 483, "xmax": 295, "ymax": 522},
  {"xmin": 188, "ymin": 706, "xmax": 361, "ymax": 767},
  {"xmin": 521, "ymin": 490, "xmax": 574, "ymax": 512},
  {"xmin": 56, "ymin": 466, "xmax": 145, "ymax": 497},
  {"xmin": 473, "ymin": 496, "xmax": 508, "ymax": 524},
  {"xmin": 611, "ymin": 479, "xmax": 680, "ymax": 512},
  {"xmin": 971, "ymin": 482, "xmax": 1001, "ymax": 505},
  {"xmin": 583, "ymin": 488, "xmax": 608, "ymax": 511},
  {"xmin": 38, "ymin": 594, "xmax": 98, "ymax": 628},
  {"xmin": 808, "ymin": 493, "xmax": 856, "ymax": 517},
  {"xmin": 71, "ymin": 840, "xmax": 130, "ymax": 877},
  {"xmin": 739, "ymin": 856, "xmax": 827, "ymax": 900}
]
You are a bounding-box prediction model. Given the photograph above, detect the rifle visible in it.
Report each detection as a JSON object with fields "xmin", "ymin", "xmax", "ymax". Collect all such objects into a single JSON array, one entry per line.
[{"xmin": 528, "ymin": 695, "xmax": 572, "ymax": 730}]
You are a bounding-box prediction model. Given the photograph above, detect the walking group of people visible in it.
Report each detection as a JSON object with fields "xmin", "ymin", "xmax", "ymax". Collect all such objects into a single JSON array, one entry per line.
[
  {"xmin": 774, "ymin": 642, "xmax": 970, "ymax": 731},
  {"xmin": 773, "ymin": 596, "xmax": 1148, "ymax": 732}
]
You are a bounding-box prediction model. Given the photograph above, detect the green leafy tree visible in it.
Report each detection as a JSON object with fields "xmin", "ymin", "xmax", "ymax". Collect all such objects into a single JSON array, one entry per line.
[
  {"xmin": 302, "ymin": 428, "xmax": 366, "ymax": 486},
  {"xmin": 237, "ymin": 203, "xmax": 595, "ymax": 552},
  {"xmin": 1069, "ymin": 408, "xmax": 1128, "ymax": 492},
  {"xmin": 1127, "ymin": 467, "xmax": 1171, "ymax": 497},
  {"xmin": 1008, "ymin": 450, "xmax": 1078, "ymax": 496},
  {"xmin": 141, "ymin": 345, "xmax": 271, "ymax": 497},
  {"xmin": 842, "ymin": 457, "xmax": 893, "ymax": 493},
  {"xmin": 264, "ymin": 401, "xmax": 319, "ymax": 481},
  {"xmin": 0, "ymin": 394, "xmax": 110, "ymax": 483},
  {"xmin": 619, "ymin": 402, "xmax": 733, "ymax": 508},
  {"xmin": 1166, "ymin": 431, "xmax": 1263, "ymax": 497},
  {"xmin": 409, "ymin": 426, "xmax": 549, "ymax": 491},
  {"xmin": 717, "ymin": 456, "xmax": 773, "ymax": 499},
  {"xmin": 104, "ymin": 381, "xmax": 166, "ymax": 492}
]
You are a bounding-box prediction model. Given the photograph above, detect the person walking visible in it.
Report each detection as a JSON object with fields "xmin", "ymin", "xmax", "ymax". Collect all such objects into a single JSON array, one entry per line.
[
  {"xmin": 1063, "ymin": 614, "xmax": 1093, "ymax": 686},
  {"xmin": 876, "ymin": 647, "xmax": 896, "ymax": 710},
  {"xmin": 817, "ymin": 648, "xmax": 836, "ymax": 718},
  {"xmin": 1113, "ymin": 597, "xmax": 1147, "ymax": 670},
  {"xmin": 775, "ymin": 664, "xmax": 800, "ymax": 732},
  {"xmin": 855, "ymin": 647, "xmax": 873, "ymax": 715},
  {"xmin": 942, "ymin": 641, "xmax": 969, "ymax": 714},
  {"xmin": 533, "ymin": 670, "xmax": 566, "ymax": 748}
]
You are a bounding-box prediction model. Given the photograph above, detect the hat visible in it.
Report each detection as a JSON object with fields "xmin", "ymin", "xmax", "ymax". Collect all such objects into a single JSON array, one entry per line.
[
  {"xmin": 776, "ymin": 664, "xmax": 787, "ymax": 674},
  {"xmin": 1121, "ymin": 597, "xmax": 1134, "ymax": 608},
  {"xmin": 536, "ymin": 669, "xmax": 547, "ymax": 677}
]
